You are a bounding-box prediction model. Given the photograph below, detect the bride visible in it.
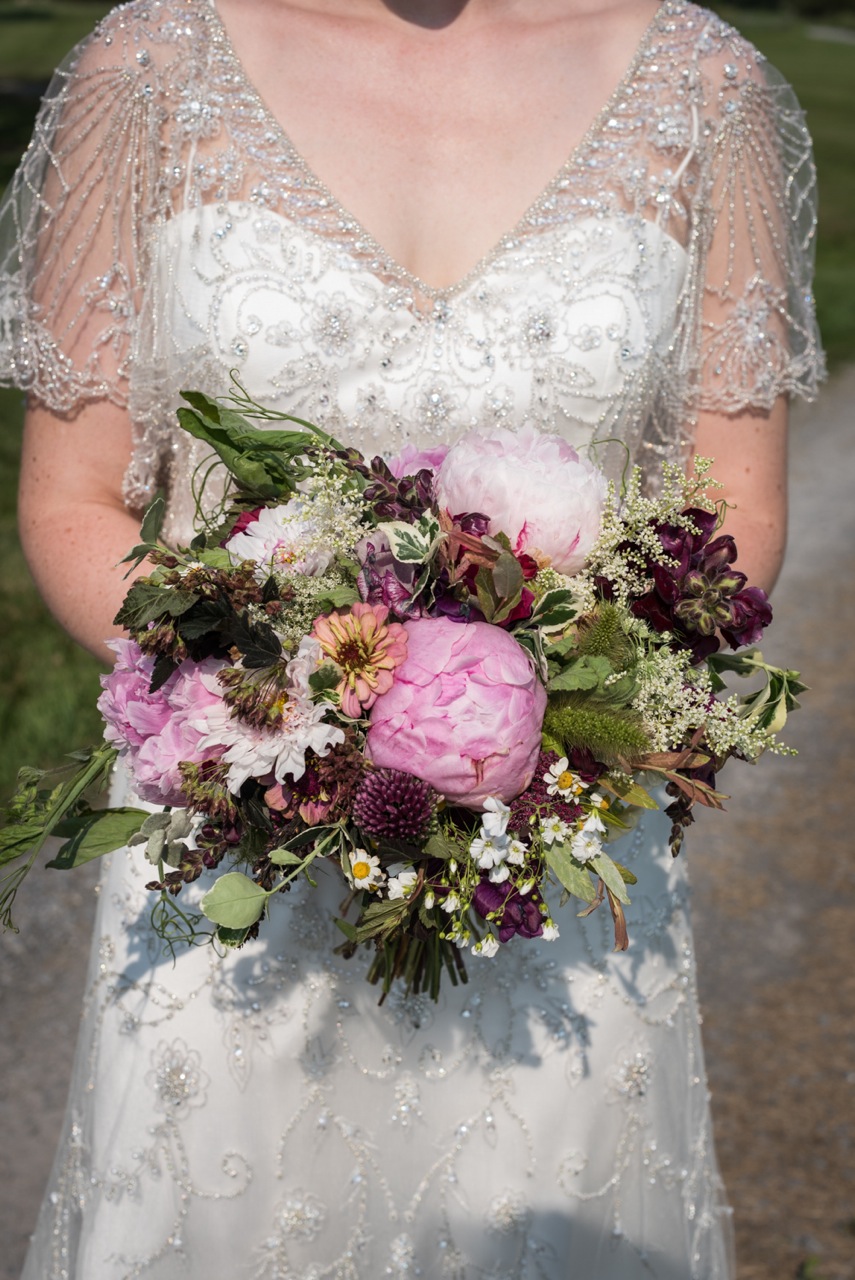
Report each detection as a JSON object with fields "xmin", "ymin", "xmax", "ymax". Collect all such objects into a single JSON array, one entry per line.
[{"xmin": 1, "ymin": 0, "xmax": 822, "ymax": 1276}]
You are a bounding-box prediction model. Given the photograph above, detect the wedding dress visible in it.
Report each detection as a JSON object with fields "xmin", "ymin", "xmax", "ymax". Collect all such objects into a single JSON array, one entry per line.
[{"xmin": 0, "ymin": 2, "xmax": 823, "ymax": 1276}]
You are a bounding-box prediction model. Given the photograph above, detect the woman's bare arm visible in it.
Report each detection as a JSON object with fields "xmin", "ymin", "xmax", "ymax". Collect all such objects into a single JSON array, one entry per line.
[
  {"xmin": 18, "ymin": 402, "xmax": 147, "ymax": 665},
  {"xmin": 690, "ymin": 398, "xmax": 788, "ymax": 596}
]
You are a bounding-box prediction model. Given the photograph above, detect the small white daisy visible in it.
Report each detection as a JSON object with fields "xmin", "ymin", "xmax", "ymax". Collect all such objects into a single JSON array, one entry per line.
[
  {"xmin": 387, "ymin": 869, "xmax": 418, "ymax": 901},
  {"xmin": 471, "ymin": 935, "xmax": 500, "ymax": 958},
  {"xmin": 348, "ymin": 849, "xmax": 384, "ymax": 890},
  {"xmin": 570, "ymin": 831, "xmax": 602, "ymax": 864},
  {"xmin": 505, "ymin": 839, "xmax": 527, "ymax": 866},
  {"xmin": 540, "ymin": 815, "xmax": 571, "ymax": 846},
  {"xmin": 543, "ymin": 757, "xmax": 585, "ymax": 799}
]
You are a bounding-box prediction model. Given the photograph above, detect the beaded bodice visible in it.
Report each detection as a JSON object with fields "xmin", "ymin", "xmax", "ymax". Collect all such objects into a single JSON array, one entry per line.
[{"xmin": 0, "ymin": 0, "xmax": 823, "ymax": 539}]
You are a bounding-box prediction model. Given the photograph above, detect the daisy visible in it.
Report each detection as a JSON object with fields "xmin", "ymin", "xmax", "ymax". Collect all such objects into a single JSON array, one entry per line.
[
  {"xmin": 348, "ymin": 849, "xmax": 384, "ymax": 890},
  {"xmin": 543, "ymin": 757, "xmax": 586, "ymax": 800}
]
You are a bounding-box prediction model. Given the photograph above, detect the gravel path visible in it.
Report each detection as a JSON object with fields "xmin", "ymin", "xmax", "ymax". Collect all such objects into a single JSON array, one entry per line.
[{"xmin": 1, "ymin": 373, "xmax": 853, "ymax": 1279}]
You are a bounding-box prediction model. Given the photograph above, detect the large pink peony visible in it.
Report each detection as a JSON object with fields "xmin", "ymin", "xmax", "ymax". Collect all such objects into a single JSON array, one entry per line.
[
  {"xmin": 98, "ymin": 641, "xmax": 226, "ymax": 805},
  {"xmin": 365, "ymin": 618, "xmax": 546, "ymax": 809},
  {"xmin": 434, "ymin": 424, "xmax": 607, "ymax": 577}
]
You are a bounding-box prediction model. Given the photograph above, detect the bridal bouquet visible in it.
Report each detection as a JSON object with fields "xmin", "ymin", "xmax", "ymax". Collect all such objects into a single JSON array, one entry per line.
[{"xmin": 0, "ymin": 389, "xmax": 804, "ymax": 998}]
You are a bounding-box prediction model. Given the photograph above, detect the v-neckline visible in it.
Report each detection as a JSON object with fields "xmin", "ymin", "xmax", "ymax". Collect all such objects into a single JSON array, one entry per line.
[{"xmin": 204, "ymin": 0, "xmax": 669, "ymax": 303}]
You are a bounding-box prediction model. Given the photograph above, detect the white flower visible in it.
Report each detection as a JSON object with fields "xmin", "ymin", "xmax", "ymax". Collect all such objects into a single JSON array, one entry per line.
[
  {"xmin": 481, "ymin": 796, "xmax": 511, "ymax": 840},
  {"xmin": 471, "ymin": 935, "xmax": 500, "ymax": 958},
  {"xmin": 571, "ymin": 831, "xmax": 602, "ymax": 864},
  {"xmin": 387, "ymin": 869, "xmax": 418, "ymax": 901},
  {"xmin": 225, "ymin": 500, "xmax": 333, "ymax": 578},
  {"xmin": 544, "ymin": 757, "xmax": 585, "ymax": 799},
  {"xmin": 441, "ymin": 893, "xmax": 461, "ymax": 914},
  {"xmin": 582, "ymin": 810, "xmax": 606, "ymax": 835},
  {"xmin": 197, "ymin": 671, "xmax": 344, "ymax": 794},
  {"xmin": 349, "ymin": 849, "xmax": 384, "ymax": 890},
  {"xmin": 424, "ymin": 892, "xmax": 435, "ymax": 910},
  {"xmin": 488, "ymin": 863, "xmax": 511, "ymax": 884},
  {"xmin": 542, "ymin": 923, "xmax": 560, "ymax": 941},
  {"xmin": 506, "ymin": 839, "xmax": 527, "ymax": 866},
  {"xmin": 540, "ymin": 815, "xmax": 571, "ymax": 846},
  {"xmin": 470, "ymin": 833, "xmax": 508, "ymax": 870}
]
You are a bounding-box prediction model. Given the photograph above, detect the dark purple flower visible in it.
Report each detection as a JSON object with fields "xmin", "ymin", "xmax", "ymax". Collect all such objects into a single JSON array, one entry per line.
[
  {"xmin": 352, "ymin": 767, "xmax": 438, "ymax": 843},
  {"xmin": 472, "ymin": 879, "xmax": 545, "ymax": 942},
  {"xmin": 626, "ymin": 511, "xmax": 771, "ymax": 661}
]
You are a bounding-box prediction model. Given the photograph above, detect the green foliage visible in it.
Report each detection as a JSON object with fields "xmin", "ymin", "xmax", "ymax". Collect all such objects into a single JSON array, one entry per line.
[
  {"xmin": 542, "ymin": 700, "xmax": 651, "ymax": 767},
  {"xmin": 575, "ymin": 603, "xmax": 636, "ymax": 669},
  {"xmin": 200, "ymin": 871, "xmax": 270, "ymax": 929}
]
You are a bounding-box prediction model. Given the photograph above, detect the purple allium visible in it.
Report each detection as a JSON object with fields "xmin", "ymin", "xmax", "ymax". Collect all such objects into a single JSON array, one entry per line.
[
  {"xmin": 472, "ymin": 879, "xmax": 545, "ymax": 942},
  {"xmin": 352, "ymin": 767, "xmax": 439, "ymax": 844}
]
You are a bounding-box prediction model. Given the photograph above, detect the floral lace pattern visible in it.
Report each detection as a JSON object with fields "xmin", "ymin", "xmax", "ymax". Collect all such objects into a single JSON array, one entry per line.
[{"xmin": 1, "ymin": 2, "xmax": 823, "ymax": 1276}]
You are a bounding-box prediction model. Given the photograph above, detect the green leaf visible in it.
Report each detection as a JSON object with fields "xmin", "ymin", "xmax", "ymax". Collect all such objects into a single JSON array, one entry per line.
[
  {"xmin": 613, "ymin": 861, "xmax": 638, "ymax": 886},
  {"xmin": 493, "ymin": 551, "xmax": 524, "ymax": 601},
  {"xmin": 115, "ymin": 580, "xmax": 199, "ymax": 631},
  {"xmin": 226, "ymin": 611, "xmax": 283, "ymax": 668},
  {"xmin": 309, "ymin": 664, "xmax": 341, "ymax": 695},
  {"xmin": 589, "ymin": 852, "xmax": 631, "ymax": 905},
  {"xmin": 215, "ymin": 925, "xmax": 251, "ymax": 949},
  {"xmin": 268, "ymin": 848, "xmax": 306, "ymax": 867},
  {"xmin": 313, "ymin": 584, "xmax": 360, "ymax": 612},
  {"xmin": 381, "ymin": 515, "xmax": 442, "ymax": 564},
  {"xmin": 335, "ymin": 917, "xmax": 359, "ymax": 942},
  {"xmin": 547, "ymin": 655, "xmax": 612, "ymax": 693},
  {"xmin": 46, "ymin": 808, "xmax": 150, "ymax": 869},
  {"xmin": 422, "ymin": 831, "xmax": 457, "ymax": 860},
  {"xmin": 200, "ymin": 872, "xmax": 269, "ymax": 929},
  {"xmin": 531, "ymin": 588, "xmax": 581, "ymax": 628},
  {"xmin": 598, "ymin": 775, "xmax": 659, "ymax": 810},
  {"xmin": 545, "ymin": 842, "xmax": 598, "ymax": 902}
]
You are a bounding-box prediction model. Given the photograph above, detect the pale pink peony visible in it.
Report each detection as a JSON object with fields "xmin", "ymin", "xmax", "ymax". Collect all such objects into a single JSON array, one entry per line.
[
  {"xmin": 98, "ymin": 639, "xmax": 174, "ymax": 749},
  {"xmin": 365, "ymin": 618, "xmax": 546, "ymax": 809},
  {"xmin": 386, "ymin": 442, "xmax": 449, "ymax": 479},
  {"xmin": 434, "ymin": 424, "xmax": 607, "ymax": 577},
  {"xmin": 98, "ymin": 642, "xmax": 227, "ymax": 805}
]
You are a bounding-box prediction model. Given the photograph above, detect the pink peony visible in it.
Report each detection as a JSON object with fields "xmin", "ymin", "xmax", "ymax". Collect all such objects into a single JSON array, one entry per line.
[
  {"xmin": 386, "ymin": 442, "xmax": 449, "ymax": 479},
  {"xmin": 98, "ymin": 639, "xmax": 174, "ymax": 749},
  {"xmin": 365, "ymin": 617, "xmax": 546, "ymax": 809},
  {"xmin": 434, "ymin": 424, "xmax": 607, "ymax": 577},
  {"xmin": 98, "ymin": 642, "xmax": 227, "ymax": 805}
]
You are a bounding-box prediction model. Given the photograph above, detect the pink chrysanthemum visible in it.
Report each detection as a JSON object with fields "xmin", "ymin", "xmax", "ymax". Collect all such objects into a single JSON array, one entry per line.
[{"xmin": 312, "ymin": 603, "xmax": 408, "ymax": 718}]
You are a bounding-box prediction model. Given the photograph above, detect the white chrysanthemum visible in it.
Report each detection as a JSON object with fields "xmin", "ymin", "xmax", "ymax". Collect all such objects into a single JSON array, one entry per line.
[
  {"xmin": 349, "ymin": 849, "xmax": 384, "ymax": 890},
  {"xmin": 387, "ymin": 869, "xmax": 418, "ymax": 901},
  {"xmin": 225, "ymin": 500, "xmax": 333, "ymax": 577},
  {"xmin": 472, "ymin": 935, "xmax": 500, "ymax": 958},
  {"xmin": 197, "ymin": 665, "xmax": 343, "ymax": 794},
  {"xmin": 571, "ymin": 831, "xmax": 602, "ymax": 864},
  {"xmin": 543, "ymin": 757, "xmax": 585, "ymax": 799},
  {"xmin": 540, "ymin": 815, "xmax": 571, "ymax": 846}
]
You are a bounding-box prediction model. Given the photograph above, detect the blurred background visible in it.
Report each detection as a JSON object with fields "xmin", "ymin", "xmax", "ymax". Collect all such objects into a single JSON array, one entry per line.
[{"xmin": 0, "ymin": 2, "xmax": 853, "ymax": 1277}]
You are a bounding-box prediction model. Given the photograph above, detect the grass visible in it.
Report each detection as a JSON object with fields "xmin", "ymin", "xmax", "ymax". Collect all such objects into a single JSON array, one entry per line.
[{"xmin": 0, "ymin": 5, "xmax": 853, "ymax": 797}]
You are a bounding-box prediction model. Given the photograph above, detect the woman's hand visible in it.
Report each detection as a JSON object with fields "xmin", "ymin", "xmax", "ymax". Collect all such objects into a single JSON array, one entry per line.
[
  {"xmin": 691, "ymin": 398, "xmax": 788, "ymax": 596},
  {"xmin": 18, "ymin": 401, "xmax": 149, "ymax": 665}
]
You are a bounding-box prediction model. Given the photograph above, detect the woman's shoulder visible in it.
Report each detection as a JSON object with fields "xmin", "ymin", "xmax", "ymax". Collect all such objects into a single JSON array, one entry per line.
[
  {"xmin": 60, "ymin": 0, "xmax": 215, "ymax": 81},
  {"xmin": 660, "ymin": 1, "xmax": 797, "ymax": 106}
]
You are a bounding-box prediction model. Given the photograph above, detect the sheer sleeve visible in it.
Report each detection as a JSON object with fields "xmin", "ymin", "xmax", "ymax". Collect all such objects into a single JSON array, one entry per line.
[
  {"xmin": 0, "ymin": 14, "xmax": 162, "ymax": 417},
  {"xmin": 694, "ymin": 49, "xmax": 825, "ymax": 413}
]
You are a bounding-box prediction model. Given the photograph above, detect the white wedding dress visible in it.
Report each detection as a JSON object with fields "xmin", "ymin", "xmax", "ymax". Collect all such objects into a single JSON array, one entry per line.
[{"xmin": 0, "ymin": 2, "xmax": 823, "ymax": 1277}]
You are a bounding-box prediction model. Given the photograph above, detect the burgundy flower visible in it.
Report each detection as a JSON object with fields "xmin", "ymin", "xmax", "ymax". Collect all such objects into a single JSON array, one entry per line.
[
  {"xmin": 472, "ymin": 879, "xmax": 545, "ymax": 942},
  {"xmin": 628, "ymin": 512, "xmax": 771, "ymax": 662},
  {"xmin": 351, "ymin": 767, "xmax": 438, "ymax": 843},
  {"xmin": 355, "ymin": 532, "xmax": 426, "ymax": 619}
]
